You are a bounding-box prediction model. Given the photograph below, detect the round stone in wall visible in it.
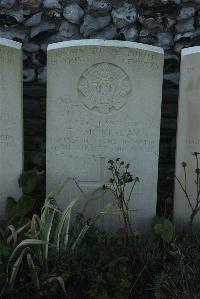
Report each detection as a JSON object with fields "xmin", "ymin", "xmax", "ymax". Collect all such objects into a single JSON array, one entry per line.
[{"xmin": 78, "ymin": 63, "xmax": 132, "ymax": 114}]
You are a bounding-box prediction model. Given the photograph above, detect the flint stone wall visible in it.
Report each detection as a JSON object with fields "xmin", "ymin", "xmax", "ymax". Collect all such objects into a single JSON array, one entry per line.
[{"xmin": 1, "ymin": 0, "xmax": 197, "ymax": 213}]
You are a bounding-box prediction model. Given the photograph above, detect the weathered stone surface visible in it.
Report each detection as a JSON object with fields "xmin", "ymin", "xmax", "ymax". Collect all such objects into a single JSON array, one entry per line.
[
  {"xmin": 21, "ymin": 0, "xmax": 42, "ymax": 8},
  {"xmin": 42, "ymin": 0, "xmax": 61, "ymax": 9},
  {"xmin": 87, "ymin": 0, "xmax": 112, "ymax": 13},
  {"xmin": 166, "ymin": 16, "xmax": 176, "ymax": 30},
  {"xmin": 174, "ymin": 31, "xmax": 200, "ymax": 54},
  {"xmin": 139, "ymin": 14, "xmax": 163, "ymax": 31},
  {"xmin": 175, "ymin": 18, "xmax": 195, "ymax": 33},
  {"xmin": 38, "ymin": 66, "xmax": 46, "ymax": 84},
  {"xmin": 63, "ymin": 3, "xmax": 84, "ymax": 24},
  {"xmin": 174, "ymin": 46, "xmax": 200, "ymax": 227},
  {"xmin": 80, "ymin": 14, "xmax": 111, "ymax": 37},
  {"xmin": 44, "ymin": 9, "xmax": 61, "ymax": 18},
  {"xmin": 174, "ymin": 42, "xmax": 185, "ymax": 53},
  {"xmin": 46, "ymin": 21, "xmax": 80, "ymax": 43},
  {"xmin": 0, "ymin": 28, "xmax": 28, "ymax": 42},
  {"xmin": 5, "ymin": 9, "xmax": 24, "ymax": 23},
  {"xmin": 0, "ymin": 38, "xmax": 23, "ymax": 217},
  {"xmin": 164, "ymin": 72, "xmax": 179, "ymax": 84},
  {"xmin": 178, "ymin": 6, "xmax": 195, "ymax": 20},
  {"xmin": 23, "ymin": 9, "xmax": 31, "ymax": 16},
  {"xmin": 90, "ymin": 24, "xmax": 117, "ymax": 39},
  {"xmin": 120, "ymin": 26, "xmax": 138, "ymax": 41},
  {"xmin": 30, "ymin": 21, "xmax": 56, "ymax": 38},
  {"xmin": 157, "ymin": 32, "xmax": 174, "ymax": 50},
  {"xmin": 23, "ymin": 42, "xmax": 40, "ymax": 52},
  {"xmin": 165, "ymin": 51, "xmax": 179, "ymax": 61},
  {"xmin": 112, "ymin": 3, "xmax": 137, "ymax": 29},
  {"xmin": 31, "ymin": 52, "xmax": 42, "ymax": 66},
  {"xmin": 0, "ymin": 0, "xmax": 16, "ymax": 8},
  {"xmin": 24, "ymin": 12, "xmax": 43, "ymax": 27},
  {"xmin": 60, "ymin": 20, "xmax": 79, "ymax": 36},
  {"xmin": 138, "ymin": 28, "xmax": 157, "ymax": 44},
  {"xmin": 47, "ymin": 40, "xmax": 164, "ymax": 231},
  {"xmin": 23, "ymin": 68, "xmax": 36, "ymax": 82}
]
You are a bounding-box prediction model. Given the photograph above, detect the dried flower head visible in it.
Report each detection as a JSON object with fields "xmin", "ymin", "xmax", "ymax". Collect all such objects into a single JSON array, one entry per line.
[
  {"xmin": 181, "ymin": 162, "xmax": 187, "ymax": 168},
  {"xmin": 115, "ymin": 170, "xmax": 119, "ymax": 176},
  {"xmin": 122, "ymin": 172, "xmax": 133, "ymax": 183},
  {"xmin": 195, "ymin": 168, "xmax": 200, "ymax": 175},
  {"xmin": 102, "ymin": 184, "xmax": 107, "ymax": 190}
]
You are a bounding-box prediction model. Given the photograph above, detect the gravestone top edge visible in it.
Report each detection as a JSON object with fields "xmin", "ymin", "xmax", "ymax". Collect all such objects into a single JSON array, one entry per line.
[
  {"xmin": 0, "ymin": 38, "xmax": 22, "ymax": 50},
  {"xmin": 181, "ymin": 46, "xmax": 200, "ymax": 56},
  {"xmin": 47, "ymin": 39, "xmax": 164, "ymax": 55}
]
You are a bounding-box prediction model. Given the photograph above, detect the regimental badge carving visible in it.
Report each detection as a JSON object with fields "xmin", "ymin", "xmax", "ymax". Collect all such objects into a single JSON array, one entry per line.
[{"xmin": 78, "ymin": 63, "xmax": 132, "ymax": 114}]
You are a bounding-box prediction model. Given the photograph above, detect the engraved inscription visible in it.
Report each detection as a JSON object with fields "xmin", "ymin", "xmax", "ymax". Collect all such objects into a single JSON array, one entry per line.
[
  {"xmin": 49, "ymin": 118, "xmax": 157, "ymax": 156},
  {"xmin": 0, "ymin": 135, "xmax": 15, "ymax": 147},
  {"xmin": 78, "ymin": 63, "xmax": 131, "ymax": 114},
  {"xmin": 186, "ymin": 139, "xmax": 200, "ymax": 145},
  {"xmin": 0, "ymin": 48, "xmax": 15, "ymax": 65},
  {"xmin": 49, "ymin": 47, "xmax": 160, "ymax": 67}
]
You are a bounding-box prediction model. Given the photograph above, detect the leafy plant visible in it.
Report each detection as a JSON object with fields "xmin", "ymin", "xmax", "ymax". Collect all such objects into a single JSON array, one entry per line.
[
  {"xmin": 5, "ymin": 169, "xmax": 45, "ymax": 226},
  {"xmin": 151, "ymin": 216, "xmax": 174, "ymax": 243},
  {"xmin": 19, "ymin": 169, "xmax": 44, "ymax": 194},
  {"xmin": 4, "ymin": 177, "xmax": 112, "ymax": 297},
  {"xmin": 0, "ymin": 222, "xmax": 29, "ymax": 296},
  {"xmin": 6, "ymin": 195, "xmax": 35, "ymax": 225},
  {"xmin": 58, "ymin": 224, "xmax": 133, "ymax": 299},
  {"xmin": 3, "ymin": 157, "xmax": 200, "ymax": 298}
]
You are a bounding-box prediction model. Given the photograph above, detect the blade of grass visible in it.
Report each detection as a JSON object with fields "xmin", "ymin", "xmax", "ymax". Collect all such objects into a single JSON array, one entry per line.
[
  {"xmin": 7, "ymin": 223, "xmax": 30, "ymax": 247},
  {"xmin": 8, "ymin": 247, "xmax": 28, "ymax": 292},
  {"xmin": 54, "ymin": 195, "xmax": 81, "ymax": 253},
  {"xmin": 40, "ymin": 204, "xmax": 58, "ymax": 271},
  {"xmin": 7, "ymin": 239, "xmax": 50, "ymax": 271},
  {"xmin": 27, "ymin": 253, "xmax": 40, "ymax": 292}
]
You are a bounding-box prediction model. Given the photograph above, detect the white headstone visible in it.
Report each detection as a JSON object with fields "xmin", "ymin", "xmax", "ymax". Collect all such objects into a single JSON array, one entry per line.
[
  {"xmin": 174, "ymin": 46, "xmax": 200, "ymax": 227},
  {"xmin": 47, "ymin": 40, "xmax": 164, "ymax": 231},
  {"xmin": 0, "ymin": 38, "xmax": 23, "ymax": 217}
]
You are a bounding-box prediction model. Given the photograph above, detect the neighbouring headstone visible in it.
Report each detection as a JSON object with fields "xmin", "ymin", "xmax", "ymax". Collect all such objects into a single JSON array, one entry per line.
[
  {"xmin": 174, "ymin": 46, "xmax": 200, "ymax": 228},
  {"xmin": 47, "ymin": 40, "xmax": 164, "ymax": 231},
  {"xmin": 0, "ymin": 38, "xmax": 23, "ymax": 218}
]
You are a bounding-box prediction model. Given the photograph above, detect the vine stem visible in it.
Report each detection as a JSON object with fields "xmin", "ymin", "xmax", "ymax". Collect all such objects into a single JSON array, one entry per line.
[{"xmin": 175, "ymin": 175, "xmax": 194, "ymax": 212}]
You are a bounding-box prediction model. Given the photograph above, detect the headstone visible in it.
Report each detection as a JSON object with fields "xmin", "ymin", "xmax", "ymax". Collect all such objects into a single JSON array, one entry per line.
[
  {"xmin": 47, "ymin": 40, "xmax": 164, "ymax": 231},
  {"xmin": 174, "ymin": 46, "xmax": 200, "ymax": 227},
  {"xmin": 0, "ymin": 38, "xmax": 23, "ymax": 218}
]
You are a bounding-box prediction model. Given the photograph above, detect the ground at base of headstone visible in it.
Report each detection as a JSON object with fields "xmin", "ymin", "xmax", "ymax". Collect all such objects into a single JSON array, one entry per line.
[
  {"xmin": 1, "ymin": 219, "xmax": 200, "ymax": 299},
  {"xmin": 1, "ymin": 171, "xmax": 200, "ymax": 299}
]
